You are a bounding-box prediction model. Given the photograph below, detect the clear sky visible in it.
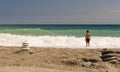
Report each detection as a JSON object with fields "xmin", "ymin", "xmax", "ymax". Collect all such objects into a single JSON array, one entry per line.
[{"xmin": 0, "ymin": 0, "xmax": 120, "ymax": 24}]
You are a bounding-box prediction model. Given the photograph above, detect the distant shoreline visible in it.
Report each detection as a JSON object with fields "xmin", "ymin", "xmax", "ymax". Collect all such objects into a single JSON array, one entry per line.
[{"xmin": 0, "ymin": 24, "xmax": 120, "ymax": 26}]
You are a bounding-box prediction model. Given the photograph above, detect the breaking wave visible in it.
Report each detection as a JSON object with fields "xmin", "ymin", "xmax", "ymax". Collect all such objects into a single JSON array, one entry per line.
[{"xmin": 0, "ymin": 33, "xmax": 120, "ymax": 48}]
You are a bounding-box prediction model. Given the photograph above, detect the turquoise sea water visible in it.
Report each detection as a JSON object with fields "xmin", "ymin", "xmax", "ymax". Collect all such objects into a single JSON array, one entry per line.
[{"xmin": 0, "ymin": 24, "xmax": 120, "ymax": 37}]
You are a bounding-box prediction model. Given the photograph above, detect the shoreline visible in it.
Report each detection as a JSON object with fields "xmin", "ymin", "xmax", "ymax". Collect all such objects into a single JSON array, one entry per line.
[
  {"xmin": 0, "ymin": 33, "xmax": 120, "ymax": 48},
  {"xmin": 1, "ymin": 45, "xmax": 120, "ymax": 49},
  {"xmin": 0, "ymin": 46, "xmax": 120, "ymax": 72}
]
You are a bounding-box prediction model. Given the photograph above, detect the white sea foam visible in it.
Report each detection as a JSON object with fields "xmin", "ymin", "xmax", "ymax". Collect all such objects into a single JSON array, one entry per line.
[{"xmin": 0, "ymin": 33, "xmax": 120, "ymax": 48}]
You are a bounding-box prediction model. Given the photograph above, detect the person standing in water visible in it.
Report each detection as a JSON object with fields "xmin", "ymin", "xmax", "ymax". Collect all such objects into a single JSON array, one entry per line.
[{"xmin": 85, "ymin": 30, "xmax": 91, "ymax": 47}]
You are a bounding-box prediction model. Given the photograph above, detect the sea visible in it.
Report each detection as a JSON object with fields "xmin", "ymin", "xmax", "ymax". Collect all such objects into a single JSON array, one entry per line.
[{"xmin": 0, "ymin": 24, "xmax": 120, "ymax": 48}]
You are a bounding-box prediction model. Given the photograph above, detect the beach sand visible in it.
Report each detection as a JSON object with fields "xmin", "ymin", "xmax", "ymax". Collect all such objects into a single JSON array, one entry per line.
[{"xmin": 0, "ymin": 46, "xmax": 120, "ymax": 72}]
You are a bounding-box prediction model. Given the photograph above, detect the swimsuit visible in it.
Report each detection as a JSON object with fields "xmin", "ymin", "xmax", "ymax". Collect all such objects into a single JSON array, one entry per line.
[{"xmin": 86, "ymin": 38, "xmax": 90, "ymax": 43}]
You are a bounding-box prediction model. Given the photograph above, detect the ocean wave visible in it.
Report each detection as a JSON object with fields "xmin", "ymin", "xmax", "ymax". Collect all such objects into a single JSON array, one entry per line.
[{"xmin": 0, "ymin": 33, "xmax": 120, "ymax": 48}]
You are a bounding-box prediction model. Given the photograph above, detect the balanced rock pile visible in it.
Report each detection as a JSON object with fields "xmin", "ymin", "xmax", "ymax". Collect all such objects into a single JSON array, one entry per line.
[
  {"xmin": 101, "ymin": 49, "xmax": 120, "ymax": 64},
  {"xmin": 15, "ymin": 41, "xmax": 33, "ymax": 54},
  {"xmin": 82, "ymin": 58, "xmax": 99, "ymax": 68},
  {"xmin": 22, "ymin": 41, "xmax": 30, "ymax": 50}
]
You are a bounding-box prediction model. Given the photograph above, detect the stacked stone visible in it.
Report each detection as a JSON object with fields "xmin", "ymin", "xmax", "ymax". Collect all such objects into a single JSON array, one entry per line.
[
  {"xmin": 21, "ymin": 41, "xmax": 33, "ymax": 54},
  {"xmin": 22, "ymin": 41, "xmax": 30, "ymax": 50},
  {"xmin": 101, "ymin": 49, "xmax": 120, "ymax": 64},
  {"xmin": 82, "ymin": 58, "xmax": 99, "ymax": 68}
]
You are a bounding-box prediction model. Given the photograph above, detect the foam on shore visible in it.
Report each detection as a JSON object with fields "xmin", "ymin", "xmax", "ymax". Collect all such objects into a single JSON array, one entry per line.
[{"xmin": 0, "ymin": 33, "xmax": 120, "ymax": 48}]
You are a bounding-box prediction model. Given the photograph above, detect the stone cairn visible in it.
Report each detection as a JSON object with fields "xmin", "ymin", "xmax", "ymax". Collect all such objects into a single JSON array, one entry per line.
[
  {"xmin": 16, "ymin": 41, "xmax": 33, "ymax": 54},
  {"xmin": 82, "ymin": 58, "xmax": 99, "ymax": 68},
  {"xmin": 22, "ymin": 41, "xmax": 30, "ymax": 50},
  {"xmin": 100, "ymin": 49, "xmax": 120, "ymax": 64}
]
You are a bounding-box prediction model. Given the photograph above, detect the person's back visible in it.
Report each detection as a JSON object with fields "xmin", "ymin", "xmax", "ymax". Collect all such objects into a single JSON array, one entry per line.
[
  {"xmin": 86, "ymin": 33, "xmax": 90, "ymax": 39},
  {"xmin": 85, "ymin": 30, "xmax": 91, "ymax": 47}
]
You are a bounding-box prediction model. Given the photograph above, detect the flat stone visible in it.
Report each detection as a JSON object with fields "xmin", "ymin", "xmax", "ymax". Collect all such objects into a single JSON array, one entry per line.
[
  {"xmin": 82, "ymin": 62, "xmax": 91, "ymax": 67},
  {"xmin": 109, "ymin": 60, "xmax": 118, "ymax": 64},
  {"xmin": 102, "ymin": 56, "xmax": 117, "ymax": 61},
  {"xmin": 91, "ymin": 63, "xmax": 99, "ymax": 67},
  {"xmin": 102, "ymin": 51, "xmax": 115, "ymax": 55},
  {"xmin": 101, "ymin": 54, "xmax": 115, "ymax": 59},
  {"xmin": 82, "ymin": 58, "xmax": 99, "ymax": 63}
]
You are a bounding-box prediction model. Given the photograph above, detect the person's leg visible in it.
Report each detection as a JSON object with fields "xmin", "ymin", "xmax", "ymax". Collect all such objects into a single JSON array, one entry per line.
[
  {"xmin": 88, "ymin": 39, "xmax": 90, "ymax": 47},
  {"xmin": 88, "ymin": 43, "xmax": 90, "ymax": 47},
  {"xmin": 86, "ymin": 38, "xmax": 90, "ymax": 47},
  {"xmin": 86, "ymin": 42, "xmax": 89, "ymax": 47}
]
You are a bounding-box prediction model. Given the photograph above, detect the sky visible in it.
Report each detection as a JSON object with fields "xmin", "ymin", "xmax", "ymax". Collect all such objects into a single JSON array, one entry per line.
[{"xmin": 0, "ymin": 0, "xmax": 120, "ymax": 24}]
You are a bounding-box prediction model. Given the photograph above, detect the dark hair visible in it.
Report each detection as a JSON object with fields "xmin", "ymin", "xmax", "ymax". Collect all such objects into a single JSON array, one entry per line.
[{"xmin": 86, "ymin": 30, "xmax": 89, "ymax": 33}]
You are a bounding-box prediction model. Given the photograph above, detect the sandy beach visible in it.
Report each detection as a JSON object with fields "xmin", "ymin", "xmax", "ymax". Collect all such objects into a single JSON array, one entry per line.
[{"xmin": 0, "ymin": 46, "xmax": 120, "ymax": 72}]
